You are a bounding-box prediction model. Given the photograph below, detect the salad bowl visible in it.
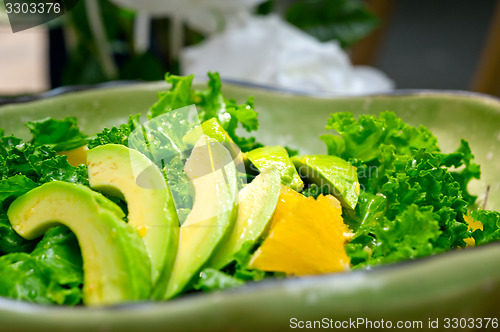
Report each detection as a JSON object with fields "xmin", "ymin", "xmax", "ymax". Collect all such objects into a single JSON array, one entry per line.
[{"xmin": 0, "ymin": 82, "xmax": 500, "ymax": 331}]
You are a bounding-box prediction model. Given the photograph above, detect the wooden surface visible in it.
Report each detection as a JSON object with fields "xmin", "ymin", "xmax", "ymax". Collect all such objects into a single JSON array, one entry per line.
[{"xmin": 0, "ymin": 24, "xmax": 49, "ymax": 95}]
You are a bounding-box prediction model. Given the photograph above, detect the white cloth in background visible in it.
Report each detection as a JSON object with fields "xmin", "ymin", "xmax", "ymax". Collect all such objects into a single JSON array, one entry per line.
[
  {"xmin": 110, "ymin": 0, "xmax": 266, "ymax": 34},
  {"xmin": 182, "ymin": 15, "xmax": 394, "ymax": 95}
]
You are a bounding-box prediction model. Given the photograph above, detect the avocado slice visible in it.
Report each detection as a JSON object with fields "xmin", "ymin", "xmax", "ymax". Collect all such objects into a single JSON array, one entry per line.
[
  {"xmin": 183, "ymin": 118, "xmax": 239, "ymax": 157},
  {"xmin": 208, "ymin": 168, "xmax": 281, "ymax": 269},
  {"xmin": 246, "ymin": 146, "xmax": 304, "ymax": 191},
  {"xmin": 292, "ymin": 155, "xmax": 360, "ymax": 209},
  {"xmin": 165, "ymin": 136, "xmax": 238, "ymax": 299},
  {"xmin": 7, "ymin": 181, "xmax": 151, "ymax": 306},
  {"xmin": 87, "ymin": 144, "xmax": 179, "ymax": 294}
]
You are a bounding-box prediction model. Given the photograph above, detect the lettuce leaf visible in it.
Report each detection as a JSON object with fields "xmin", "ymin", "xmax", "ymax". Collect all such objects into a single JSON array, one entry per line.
[
  {"xmin": 0, "ymin": 212, "xmax": 36, "ymax": 255},
  {"xmin": 0, "ymin": 226, "xmax": 83, "ymax": 305},
  {"xmin": 223, "ymin": 99, "xmax": 262, "ymax": 152},
  {"xmin": 322, "ymin": 111, "xmax": 439, "ymax": 162},
  {"xmin": 148, "ymin": 74, "xmax": 194, "ymax": 120},
  {"xmin": 438, "ymin": 139, "xmax": 481, "ymax": 206},
  {"xmin": 0, "ymin": 134, "xmax": 88, "ymax": 256},
  {"xmin": 87, "ymin": 114, "xmax": 141, "ymax": 149},
  {"xmin": 0, "ymin": 136, "xmax": 88, "ymax": 186},
  {"xmin": 0, "ymin": 176, "xmax": 39, "ymax": 254},
  {"xmin": 147, "ymin": 72, "xmax": 261, "ymax": 152},
  {"xmin": 193, "ymin": 268, "xmax": 244, "ymax": 292},
  {"xmin": 90, "ymin": 73, "xmax": 261, "ymax": 156},
  {"xmin": 194, "ymin": 242, "xmax": 268, "ymax": 293},
  {"xmin": 27, "ymin": 117, "xmax": 88, "ymax": 151},
  {"xmin": 301, "ymin": 183, "xmax": 330, "ymax": 199},
  {"xmin": 471, "ymin": 210, "xmax": 500, "ymax": 246},
  {"xmin": 161, "ymin": 156, "xmax": 192, "ymax": 216},
  {"xmin": 324, "ymin": 112, "xmax": 478, "ymax": 268},
  {"xmin": 192, "ymin": 72, "xmax": 226, "ymax": 120}
]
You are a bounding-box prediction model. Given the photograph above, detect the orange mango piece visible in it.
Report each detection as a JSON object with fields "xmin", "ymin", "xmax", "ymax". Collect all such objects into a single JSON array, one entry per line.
[
  {"xmin": 249, "ymin": 185, "xmax": 351, "ymax": 276},
  {"xmin": 58, "ymin": 145, "xmax": 89, "ymax": 167}
]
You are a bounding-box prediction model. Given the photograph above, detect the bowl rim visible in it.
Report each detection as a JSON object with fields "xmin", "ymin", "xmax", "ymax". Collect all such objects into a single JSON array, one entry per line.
[
  {"xmin": 1, "ymin": 79, "xmax": 500, "ymax": 106},
  {"xmin": 0, "ymin": 241, "xmax": 499, "ymax": 313}
]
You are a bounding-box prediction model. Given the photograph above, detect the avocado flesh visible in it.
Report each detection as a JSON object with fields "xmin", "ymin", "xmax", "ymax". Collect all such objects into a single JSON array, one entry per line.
[
  {"xmin": 208, "ymin": 168, "xmax": 281, "ymax": 269},
  {"xmin": 87, "ymin": 144, "xmax": 179, "ymax": 293},
  {"xmin": 292, "ymin": 154, "xmax": 360, "ymax": 209},
  {"xmin": 183, "ymin": 118, "xmax": 239, "ymax": 157},
  {"xmin": 166, "ymin": 136, "xmax": 238, "ymax": 299},
  {"xmin": 7, "ymin": 181, "xmax": 151, "ymax": 306},
  {"xmin": 246, "ymin": 146, "xmax": 304, "ymax": 191}
]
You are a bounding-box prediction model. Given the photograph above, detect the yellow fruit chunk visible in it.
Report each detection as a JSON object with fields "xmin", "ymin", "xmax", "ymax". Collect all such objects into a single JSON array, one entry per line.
[
  {"xmin": 268, "ymin": 185, "xmax": 303, "ymax": 230},
  {"xmin": 58, "ymin": 145, "xmax": 88, "ymax": 166},
  {"xmin": 463, "ymin": 213, "xmax": 484, "ymax": 247},
  {"xmin": 249, "ymin": 185, "xmax": 351, "ymax": 276}
]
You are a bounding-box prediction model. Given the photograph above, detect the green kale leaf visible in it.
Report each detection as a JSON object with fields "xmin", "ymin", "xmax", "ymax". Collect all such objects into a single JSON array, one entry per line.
[
  {"xmin": 87, "ymin": 114, "xmax": 141, "ymax": 149},
  {"xmin": 148, "ymin": 74, "xmax": 194, "ymax": 120},
  {"xmin": 193, "ymin": 268, "xmax": 245, "ymax": 292},
  {"xmin": 471, "ymin": 210, "xmax": 500, "ymax": 246},
  {"xmin": 324, "ymin": 112, "xmax": 476, "ymax": 268},
  {"xmin": 0, "ymin": 226, "xmax": 83, "ymax": 305},
  {"xmin": 27, "ymin": 117, "xmax": 88, "ymax": 151},
  {"xmin": 0, "ymin": 135, "xmax": 88, "ymax": 255}
]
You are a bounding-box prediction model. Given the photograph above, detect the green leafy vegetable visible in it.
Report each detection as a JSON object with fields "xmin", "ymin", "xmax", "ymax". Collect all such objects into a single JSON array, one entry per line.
[
  {"xmin": 191, "ymin": 72, "xmax": 226, "ymax": 121},
  {"xmin": 0, "ymin": 213, "xmax": 36, "ymax": 255},
  {"xmin": 148, "ymin": 73, "xmax": 262, "ymax": 153},
  {"xmin": 87, "ymin": 114, "xmax": 141, "ymax": 149},
  {"xmin": 471, "ymin": 210, "xmax": 500, "ymax": 246},
  {"xmin": 438, "ymin": 139, "xmax": 481, "ymax": 206},
  {"xmin": 193, "ymin": 242, "xmax": 272, "ymax": 293},
  {"xmin": 366, "ymin": 205, "xmax": 442, "ymax": 266},
  {"xmin": 322, "ymin": 111, "xmax": 439, "ymax": 163},
  {"xmin": 0, "ymin": 226, "xmax": 83, "ymax": 305},
  {"xmin": 26, "ymin": 117, "xmax": 88, "ymax": 151},
  {"xmin": 0, "ymin": 136, "xmax": 88, "ymax": 186},
  {"xmin": 221, "ymin": 242, "xmax": 268, "ymax": 282},
  {"xmin": 0, "ymin": 175, "xmax": 39, "ymax": 254},
  {"xmin": 0, "ymin": 133, "xmax": 87, "ymax": 292},
  {"xmin": 161, "ymin": 156, "xmax": 192, "ymax": 219},
  {"xmin": 223, "ymin": 99, "xmax": 262, "ymax": 152},
  {"xmin": 323, "ymin": 112, "xmax": 479, "ymax": 268},
  {"xmin": 194, "ymin": 268, "xmax": 245, "ymax": 292},
  {"xmin": 148, "ymin": 74, "xmax": 194, "ymax": 120},
  {"xmin": 301, "ymin": 183, "xmax": 330, "ymax": 199},
  {"xmin": 0, "ymin": 175, "xmax": 38, "ymax": 204}
]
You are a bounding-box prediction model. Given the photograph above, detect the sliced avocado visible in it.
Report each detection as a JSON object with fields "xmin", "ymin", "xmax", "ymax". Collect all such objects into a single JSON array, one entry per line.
[
  {"xmin": 246, "ymin": 146, "xmax": 304, "ymax": 191},
  {"xmin": 183, "ymin": 118, "xmax": 239, "ymax": 157},
  {"xmin": 292, "ymin": 155, "xmax": 360, "ymax": 209},
  {"xmin": 166, "ymin": 136, "xmax": 238, "ymax": 299},
  {"xmin": 208, "ymin": 167, "xmax": 281, "ymax": 269},
  {"xmin": 87, "ymin": 144, "xmax": 179, "ymax": 295},
  {"xmin": 7, "ymin": 181, "xmax": 151, "ymax": 306}
]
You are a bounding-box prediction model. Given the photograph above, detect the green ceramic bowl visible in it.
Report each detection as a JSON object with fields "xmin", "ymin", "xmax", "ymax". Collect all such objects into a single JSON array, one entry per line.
[{"xmin": 1, "ymin": 82, "xmax": 500, "ymax": 331}]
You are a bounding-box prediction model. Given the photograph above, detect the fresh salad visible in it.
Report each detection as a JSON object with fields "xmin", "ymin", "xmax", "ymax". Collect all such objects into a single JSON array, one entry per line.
[{"xmin": 0, "ymin": 73, "xmax": 499, "ymax": 306}]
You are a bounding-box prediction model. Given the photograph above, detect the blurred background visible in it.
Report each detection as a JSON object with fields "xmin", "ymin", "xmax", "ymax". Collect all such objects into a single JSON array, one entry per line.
[{"xmin": 1, "ymin": 0, "xmax": 499, "ymax": 96}]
